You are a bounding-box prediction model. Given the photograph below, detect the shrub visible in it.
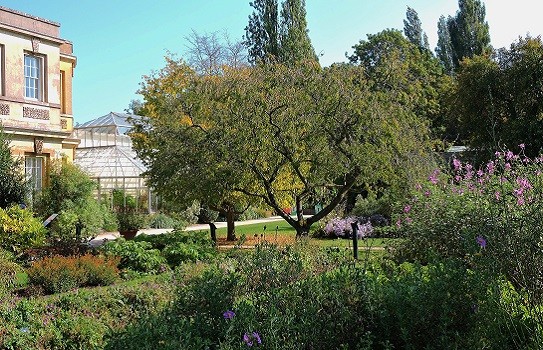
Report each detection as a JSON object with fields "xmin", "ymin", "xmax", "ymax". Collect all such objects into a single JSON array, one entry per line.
[
  {"xmin": 0, "ymin": 249, "xmax": 23, "ymax": 296},
  {"xmin": 394, "ymin": 150, "xmax": 543, "ymax": 345},
  {"xmin": 0, "ymin": 128, "xmax": 27, "ymax": 209},
  {"xmin": 35, "ymin": 162, "xmax": 114, "ymax": 241},
  {"xmin": 27, "ymin": 254, "xmax": 119, "ymax": 294},
  {"xmin": 101, "ymin": 239, "xmax": 166, "ymax": 274},
  {"xmin": 0, "ymin": 205, "xmax": 46, "ymax": 256},
  {"xmin": 0, "ymin": 275, "xmax": 176, "ymax": 349},
  {"xmin": 323, "ymin": 216, "xmax": 373, "ymax": 239},
  {"xmin": 351, "ymin": 189, "xmax": 393, "ymax": 219},
  {"xmin": 116, "ymin": 211, "xmax": 147, "ymax": 232},
  {"xmin": 147, "ymin": 212, "xmax": 184, "ymax": 229}
]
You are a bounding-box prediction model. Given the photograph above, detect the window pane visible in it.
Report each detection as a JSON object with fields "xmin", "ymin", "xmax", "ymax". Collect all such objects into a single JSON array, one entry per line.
[{"xmin": 24, "ymin": 55, "xmax": 41, "ymax": 100}]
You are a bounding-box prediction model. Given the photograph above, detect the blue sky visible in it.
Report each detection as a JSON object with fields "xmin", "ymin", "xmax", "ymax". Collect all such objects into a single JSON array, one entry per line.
[{"xmin": 2, "ymin": 1, "xmax": 541, "ymax": 124}]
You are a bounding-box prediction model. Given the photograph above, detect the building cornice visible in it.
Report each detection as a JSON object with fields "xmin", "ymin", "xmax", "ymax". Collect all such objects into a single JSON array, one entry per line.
[{"xmin": 2, "ymin": 125, "xmax": 72, "ymax": 139}]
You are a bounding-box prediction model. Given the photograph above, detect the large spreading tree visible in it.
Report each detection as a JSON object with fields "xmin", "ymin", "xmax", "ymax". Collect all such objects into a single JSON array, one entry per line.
[
  {"xmin": 132, "ymin": 58, "xmax": 256, "ymax": 241},
  {"xmin": 134, "ymin": 56, "xmax": 435, "ymax": 236}
]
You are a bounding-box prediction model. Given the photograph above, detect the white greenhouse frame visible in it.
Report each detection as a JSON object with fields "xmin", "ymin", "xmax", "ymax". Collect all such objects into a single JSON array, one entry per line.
[{"xmin": 71, "ymin": 112, "xmax": 157, "ymax": 212}]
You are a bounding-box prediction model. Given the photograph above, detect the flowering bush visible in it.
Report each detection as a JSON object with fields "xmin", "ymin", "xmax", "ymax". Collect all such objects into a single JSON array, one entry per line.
[
  {"xmin": 394, "ymin": 147, "xmax": 543, "ymax": 342},
  {"xmin": 323, "ymin": 217, "xmax": 373, "ymax": 239}
]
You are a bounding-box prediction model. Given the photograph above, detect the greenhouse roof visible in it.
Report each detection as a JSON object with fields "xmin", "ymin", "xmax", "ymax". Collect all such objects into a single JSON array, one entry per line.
[
  {"xmin": 73, "ymin": 112, "xmax": 147, "ymax": 181},
  {"xmin": 75, "ymin": 112, "xmax": 142, "ymax": 135}
]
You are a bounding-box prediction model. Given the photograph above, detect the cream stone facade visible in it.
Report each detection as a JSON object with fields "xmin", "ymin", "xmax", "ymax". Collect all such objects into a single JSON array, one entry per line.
[{"xmin": 0, "ymin": 6, "xmax": 77, "ymax": 191}]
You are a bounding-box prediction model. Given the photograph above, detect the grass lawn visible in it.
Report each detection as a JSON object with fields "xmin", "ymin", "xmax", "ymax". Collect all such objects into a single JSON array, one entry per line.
[{"xmin": 206, "ymin": 220, "xmax": 396, "ymax": 249}]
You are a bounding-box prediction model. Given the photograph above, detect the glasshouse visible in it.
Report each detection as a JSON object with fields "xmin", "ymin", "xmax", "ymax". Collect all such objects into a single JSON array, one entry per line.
[{"xmin": 71, "ymin": 112, "xmax": 156, "ymax": 212}]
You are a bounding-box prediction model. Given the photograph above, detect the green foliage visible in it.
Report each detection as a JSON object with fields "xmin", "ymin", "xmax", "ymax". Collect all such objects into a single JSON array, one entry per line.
[
  {"xmin": 111, "ymin": 189, "xmax": 137, "ymax": 210},
  {"xmin": 101, "ymin": 229, "xmax": 216, "ymax": 274},
  {"xmin": 0, "ymin": 250, "xmax": 23, "ymax": 296},
  {"xmin": 452, "ymin": 36, "xmax": 543, "ymax": 160},
  {"xmin": 116, "ymin": 211, "xmax": 147, "ymax": 232},
  {"xmin": 35, "ymin": 162, "xmax": 113, "ymax": 241},
  {"xmin": 349, "ymin": 29, "xmax": 451, "ymax": 137},
  {"xmin": 438, "ymin": 0, "xmax": 491, "ymax": 71},
  {"xmin": 394, "ymin": 151, "xmax": 543, "ymax": 345},
  {"xmin": 0, "ymin": 128, "xmax": 27, "ymax": 209},
  {"xmin": 403, "ymin": 6, "xmax": 429, "ymax": 50},
  {"xmin": 147, "ymin": 212, "xmax": 183, "ymax": 229},
  {"xmin": 101, "ymin": 239, "xmax": 166, "ymax": 274},
  {"xmin": 27, "ymin": 254, "xmax": 120, "ymax": 294},
  {"xmin": 0, "ymin": 275, "xmax": 176, "ymax": 349},
  {"xmin": 244, "ymin": 0, "xmax": 316, "ymax": 64},
  {"xmin": 436, "ymin": 15, "xmax": 455, "ymax": 74},
  {"xmin": 0, "ymin": 205, "xmax": 46, "ymax": 256},
  {"xmin": 351, "ymin": 190, "xmax": 393, "ymax": 219}
]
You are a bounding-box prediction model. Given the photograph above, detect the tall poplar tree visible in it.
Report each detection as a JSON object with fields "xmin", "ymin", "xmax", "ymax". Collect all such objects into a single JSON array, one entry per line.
[
  {"xmin": 279, "ymin": 0, "xmax": 317, "ymax": 63},
  {"xmin": 403, "ymin": 6, "xmax": 429, "ymax": 51},
  {"xmin": 449, "ymin": 0, "xmax": 491, "ymax": 65},
  {"xmin": 436, "ymin": 0, "xmax": 491, "ymax": 72},
  {"xmin": 244, "ymin": 0, "xmax": 279, "ymax": 64},
  {"xmin": 436, "ymin": 15, "xmax": 455, "ymax": 74},
  {"xmin": 244, "ymin": 0, "xmax": 317, "ymax": 64}
]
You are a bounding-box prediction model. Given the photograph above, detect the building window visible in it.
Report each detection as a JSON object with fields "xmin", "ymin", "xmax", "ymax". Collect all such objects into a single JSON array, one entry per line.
[
  {"xmin": 60, "ymin": 70, "xmax": 66, "ymax": 114},
  {"xmin": 25, "ymin": 156, "xmax": 44, "ymax": 192},
  {"xmin": 24, "ymin": 54, "xmax": 42, "ymax": 100}
]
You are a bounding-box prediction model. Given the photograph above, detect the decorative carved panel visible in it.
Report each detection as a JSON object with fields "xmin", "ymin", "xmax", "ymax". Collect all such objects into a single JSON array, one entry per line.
[
  {"xmin": 60, "ymin": 119, "xmax": 68, "ymax": 129},
  {"xmin": 0, "ymin": 104, "xmax": 9, "ymax": 115},
  {"xmin": 31, "ymin": 37, "xmax": 41, "ymax": 52},
  {"xmin": 34, "ymin": 138, "xmax": 43, "ymax": 154},
  {"xmin": 23, "ymin": 107, "xmax": 49, "ymax": 120}
]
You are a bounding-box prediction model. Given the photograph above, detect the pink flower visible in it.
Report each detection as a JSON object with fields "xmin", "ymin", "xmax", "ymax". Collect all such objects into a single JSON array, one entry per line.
[
  {"xmin": 424, "ymin": 190, "xmax": 431, "ymax": 197},
  {"xmin": 396, "ymin": 219, "xmax": 402, "ymax": 228},
  {"xmin": 486, "ymin": 161, "xmax": 495, "ymax": 174},
  {"xmin": 506, "ymin": 151, "xmax": 514, "ymax": 161},
  {"xmin": 453, "ymin": 158, "xmax": 461, "ymax": 171},
  {"xmin": 517, "ymin": 197, "xmax": 525, "ymax": 206},
  {"xmin": 405, "ymin": 217, "xmax": 413, "ymax": 224},
  {"xmin": 519, "ymin": 143, "xmax": 525, "ymax": 150},
  {"xmin": 495, "ymin": 191, "xmax": 501, "ymax": 200},
  {"xmin": 477, "ymin": 169, "xmax": 484, "ymax": 177},
  {"xmin": 403, "ymin": 205, "xmax": 411, "ymax": 214},
  {"xmin": 505, "ymin": 163, "xmax": 511, "ymax": 171}
]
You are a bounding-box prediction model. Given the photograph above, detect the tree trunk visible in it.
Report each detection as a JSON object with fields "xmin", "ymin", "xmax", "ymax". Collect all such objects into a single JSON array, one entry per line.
[
  {"xmin": 294, "ymin": 222, "xmax": 310, "ymax": 237},
  {"xmin": 226, "ymin": 209, "xmax": 237, "ymax": 241},
  {"xmin": 296, "ymin": 196, "xmax": 303, "ymax": 222},
  {"xmin": 209, "ymin": 222, "xmax": 217, "ymax": 245}
]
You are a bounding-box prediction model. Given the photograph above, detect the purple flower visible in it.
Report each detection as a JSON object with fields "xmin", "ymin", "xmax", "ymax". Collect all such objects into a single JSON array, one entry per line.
[
  {"xmin": 243, "ymin": 332, "xmax": 262, "ymax": 347},
  {"xmin": 519, "ymin": 143, "xmax": 525, "ymax": 150},
  {"xmin": 403, "ymin": 205, "xmax": 411, "ymax": 214},
  {"xmin": 453, "ymin": 158, "xmax": 461, "ymax": 171},
  {"xmin": 428, "ymin": 169, "xmax": 440, "ymax": 184},
  {"xmin": 476, "ymin": 235, "xmax": 487, "ymax": 249},
  {"xmin": 223, "ymin": 310, "xmax": 235, "ymax": 320},
  {"xmin": 506, "ymin": 151, "xmax": 514, "ymax": 161},
  {"xmin": 253, "ymin": 332, "xmax": 262, "ymax": 345},
  {"xmin": 486, "ymin": 161, "xmax": 495, "ymax": 174}
]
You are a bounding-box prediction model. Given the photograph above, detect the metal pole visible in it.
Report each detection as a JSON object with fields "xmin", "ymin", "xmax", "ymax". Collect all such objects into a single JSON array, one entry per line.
[{"xmin": 351, "ymin": 221, "xmax": 358, "ymax": 260}]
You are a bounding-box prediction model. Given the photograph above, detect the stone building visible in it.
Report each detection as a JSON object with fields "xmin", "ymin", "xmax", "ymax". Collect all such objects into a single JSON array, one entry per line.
[{"xmin": 0, "ymin": 6, "xmax": 77, "ymax": 192}]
